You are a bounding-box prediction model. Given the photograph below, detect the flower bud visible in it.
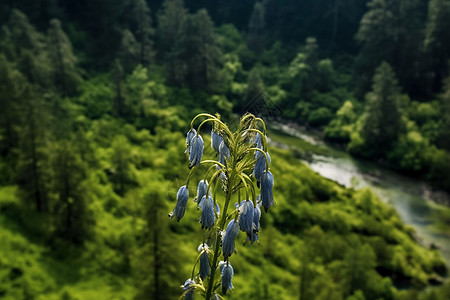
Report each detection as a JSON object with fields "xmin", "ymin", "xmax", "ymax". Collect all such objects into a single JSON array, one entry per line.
[
  {"xmin": 185, "ymin": 129, "xmax": 197, "ymax": 154},
  {"xmin": 254, "ymin": 151, "xmax": 271, "ymax": 181},
  {"xmin": 218, "ymin": 140, "xmax": 230, "ymax": 166},
  {"xmin": 195, "ymin": 180, "xmax": 208, "ymax": 209},
  {"xmin": 261, "ymin": 171, "xmax": 274, "ymax": 212},
  {"xmin": 211, "ymin": 129, "xmax": 223, "ymax": 153},
  {"xmin": 169, "ymin": 185, "xmax": 189, "ymax": 221},
  {"xmin": 254, "ymin": 132, "xmax": 263, "ymax": 149},
  {"xmin": 221, "ymin": 262, "xmax": 234, "ymax": 294},
  {"xmin": 199, "ymin": 251, "xmax": 210, "ymax": 280},
  {"xmin": 238, "ymin": 201, "xmax": 254, "ymax": 236},
  {"xmin": 222, "ymin": 219, "xmax": 239, "ymax": 260},
  {"xmin": 189, "ymin": 134, "xmax": 204, "ymax": 168},
  {"xmin": 200, "ymin": 196, "xmax": 215, "ymax": 229},
  {"xmin": 183, "ymin": 278, "xmax": 195, "ymax": 300}
]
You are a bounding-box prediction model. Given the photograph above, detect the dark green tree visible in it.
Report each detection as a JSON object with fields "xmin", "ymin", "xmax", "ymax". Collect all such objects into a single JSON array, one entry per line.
[
  {"xmin": 134, "ymin": 188, "xmax": 185, "ymax": 300},
  {"xmin": 0, "ymin": 55, "xmax": 26, "ymax": 157},
  {"xmin": 245, "ymin": 66, "xmax": 264, "ymax": 104},
  {"xmin": 424, "ymin": 0, "xmax": 450, "ymax": 93},
  {"xmin": 341, "ymin": 244, "xmax": 376, "ymax": 296},
  {"xmin": 50, "ymin": 140, "xmax": 91, "ymax": 244},
  {"xmin": 47, "ymin": 19, "xmax": 82, "ymax": 95},
  {"xmin": 126, "ymin": 0, "xmax": 154, "ymax": 65},
  {"xmin": 1, "ymin": 9, "xmax": 50, "ymax": 88},
  {"xmin": 304, "ymin": 37, "xmax": 319, "ymax": 67},
  {"xmin": 361, "ymin": 62, "xmax": 402, "ymax": 157},
  {"xmin": 355, "ymin": 0, "xmax": 425, "ymax": 96},
  {"xmin": 110, "ymin": 135, "xmax": 135, "ymax": 196},
  {"xmin": 439, "ymin": 75, "xmax": 450, "ymax": 151},
  {"xmin": 119, "ymin": 29, "xmax": 140, "ymax": 73},
  {"xmin": 16, "ymin": 87, "xmax": 51, "ymax": 212},
  {"xmin": 247, "ymin": 2, "xmax": 265, "ymax": 54},
  {"xmin": 111, "ymin": 59, "xmax": 126, "ymax": 117},
  {"xmin": 168, "ymin": 9, "xmax": 222, "ymax": 91},
  {"xmin": 156, "ymin": 0, "xmax": 187, "ymax": 58}
]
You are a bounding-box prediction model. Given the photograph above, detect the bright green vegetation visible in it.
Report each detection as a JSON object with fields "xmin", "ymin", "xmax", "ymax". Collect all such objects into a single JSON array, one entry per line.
[
  {"xmin": 1, "ymin": 0, "xmax": 450, "ymax": 299},
  {"xmin": 0, "ymin": 123, "xmax": 449, "ymax": 299}
]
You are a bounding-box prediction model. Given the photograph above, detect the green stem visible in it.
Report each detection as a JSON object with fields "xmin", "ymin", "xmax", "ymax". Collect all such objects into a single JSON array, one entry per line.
[{"xmin": 205, "ymin": 174, "xmax": 234, "ymax": 300}]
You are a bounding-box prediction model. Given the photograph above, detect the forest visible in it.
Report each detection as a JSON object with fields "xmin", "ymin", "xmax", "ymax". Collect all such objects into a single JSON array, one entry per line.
[{"xmin": 0, "ymin": 0, "xmax": 450, "ymax": 299}]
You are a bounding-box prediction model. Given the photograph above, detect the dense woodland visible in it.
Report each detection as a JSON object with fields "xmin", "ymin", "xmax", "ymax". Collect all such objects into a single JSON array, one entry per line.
[{"xmin": 1, "ymin": 0, "xmax": 450, "ymax": 299}]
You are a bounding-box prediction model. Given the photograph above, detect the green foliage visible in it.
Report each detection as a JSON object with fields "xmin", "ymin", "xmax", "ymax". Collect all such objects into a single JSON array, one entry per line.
[
  {"xmin": 157, "ymin": 0, "xmax": 188, "ymax": 58},
  {"xmin": 308, "ymin": 107, "xmax": 333, "ymax": 127},
  {"xmin": 47, "ymin": 19, "xmax": 82, "ymax": 95},
  {"xmin": 1, "ymin": 3, "xmax": 450, "ymax": 300},
  {"xmin": 358, "ymin": 62, "xmax": 402, "ymax": 158},
  {"xmin": 167, "ymin": 9, "xmax": 223, "ymax": 91},
  {"xmin": 424, "ymin": 0, "xmax": 450, "ymax": 92},
  {"xmin": 49, "ymin": 140, "xmax": 92, "ymax": 244},
  {"xmin": 325, "ymin": 101, "xmax": 357, "ymax": 143}
]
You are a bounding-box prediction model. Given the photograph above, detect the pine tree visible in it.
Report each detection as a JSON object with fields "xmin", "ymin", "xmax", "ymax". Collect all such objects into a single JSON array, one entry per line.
[
  {"xmin": 341, "ymin": 244, "xmax": 376, "ymax": 296},
  {"xmin": 245, "ymin": 66, "xmax": 264, "ymax": 104},
  {"xmin": 50, "ymin": 140, "xmax": 91, "ymax": 244},
  {"xmin": 110, "ymin": 135, "xmax": 134, "ymax": 196},
  {"xmin": 424, "ymin": 0, "xmax": 450, "ymax": 93},
  {"xmin": 0, "ymin": 54, "xmax": 26, "ymax": 157},
  {"xmin": 156, "ymin": 0, "xmax": 187, "ymax": 58},
  {"xmin": 119, "ymin": 29, "xmax": 140, "ymax": 73},
  {"xmin": 126, "ymin": 0, "xmax": 154, "ymax": 65},
  {"xmin": 111, "ymin": 59, "xmax": 125, "ymax": 117},
  {"xmin": 47, "ymin": 19, "xmax": 82, "ymax": 95},
  {"xmin": 247, "ymin": 2, "xmax": 265, "ymax": 54},
  {"xmin": 355, "ymin": 0, "xmax": 425, "ymax": 96},
  {"xmin": 168, "ymin": 9, "xmax": 222, "ymax": 91},
  {"xmin": 134, "ymin": 187, "xmax": 189, "ymax": 299},
  {"xmin": 440, "ymin": 75, "xmax": 450, "ymax": 151},
  {"xmin": 304, "ymin": 37, "xmax": 319, "ymax": 67},
  {"xmin": 361, "ymin": 62, "xmax": 402, "ymax": 157},
  {"xmin": 16, "ymin": 87, "xmax": 51, "ymax": 212},
  {"xmin": 1, "ymin": 9, "xmax": 50, "ymax": 89}
]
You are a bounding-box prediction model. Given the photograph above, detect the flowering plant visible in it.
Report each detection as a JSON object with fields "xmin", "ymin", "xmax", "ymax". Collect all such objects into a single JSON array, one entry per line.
[{"xmin": 170, "ymin": 113, "xmax": 274, "ymax": 300}]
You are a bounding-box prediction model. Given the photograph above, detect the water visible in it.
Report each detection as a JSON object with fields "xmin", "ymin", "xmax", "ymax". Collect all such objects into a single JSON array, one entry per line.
[{"xmin": 271, "ymin": 123, "xmax": 450, "ymax": 265}]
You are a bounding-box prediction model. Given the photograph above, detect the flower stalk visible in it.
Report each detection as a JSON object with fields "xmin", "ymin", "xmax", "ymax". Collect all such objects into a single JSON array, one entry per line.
[{"xmin": 170, "ymin": 113, "xmax": 275, "ymax": 299}]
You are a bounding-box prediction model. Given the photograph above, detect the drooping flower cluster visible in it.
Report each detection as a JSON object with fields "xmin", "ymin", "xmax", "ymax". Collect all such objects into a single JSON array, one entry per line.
[{"xmin": 170, "ymin": 113, "xmax": 275, "ymax": 299}]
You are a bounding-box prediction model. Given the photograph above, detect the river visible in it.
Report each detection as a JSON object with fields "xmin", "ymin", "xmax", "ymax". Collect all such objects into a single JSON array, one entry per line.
[{"xmin": 269, "ymin": 123, "xmax": 450, "ymax": 266}]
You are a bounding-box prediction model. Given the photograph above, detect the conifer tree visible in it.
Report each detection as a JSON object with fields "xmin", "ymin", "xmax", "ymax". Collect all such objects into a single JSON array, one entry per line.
[
  {"xmin": 50, "ymin": 140, "xmax": 91, "ymax": 244},
  {"xmin": 440, "ymin": 75, "xmax": 450, "ymax": 151},
  {"xmin": 304, "ymin": 37, "xmax": 319, "ymax": 67},
  {"xmin": 127, "ymin": 0, "xmax": 154, "ymax": 65},
  {"xmin": 1, "ymin": 9, "xmax": 50, "ymax": 88},
  {"xmin": 16, "ymin": 87, "xmax": 51, "ymax": 212},
  {"xmin": 355, "ymin": 0, "xmax": 424, "ymax": 95},
  {"xmin": 119, "ymin": 29, "xmax": 140, "ymax": 73},
  {"xmin": 424, "ymin": 0, "xmax": 450, "ymax": 93},
  {"xmin": 47, "ymin": 19, "xmax": 82, "ymax": 95},
  {"xmin": 111, "ymin": 59, "xmax": 125, "ymax": 117},
  {"xmin": 110, "ymin": 136, "xmax": 134, "ymax": 196},
  {"xmin": 134, "ymin": 189, "xmax": 185, "ymax": 299},
  {"xmin": 361, "ymin": 62, "xmax": 402, "ymax": 157},
  {"xmin": 0, "ymin": 55, "xmax": 26, "ymax": 156},
  {"xmin": 245, "ymin": 66, "xmax": 264, "ymax": 104},
  {"xmin": 168, "ymin": 9, "xmax": 222, "ymax": 91},
  {"xmin": 247, "ymin": 2, "xmax": 265, "ymax": 54},
  {"xmin": 156, "ymin": 0, "xmax": 187, "ymax": 58}
]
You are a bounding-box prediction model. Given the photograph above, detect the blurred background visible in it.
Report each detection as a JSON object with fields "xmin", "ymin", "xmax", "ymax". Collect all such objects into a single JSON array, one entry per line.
[{"xmin": 0, "ymin": 0, "xmax": 450, "ymax": 299}]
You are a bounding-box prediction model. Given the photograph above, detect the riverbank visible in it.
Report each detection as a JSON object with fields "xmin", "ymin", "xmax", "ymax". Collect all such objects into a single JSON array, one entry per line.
[{"xmin": 269, "ymin": 122, "xmax": 450, "ymax": 266}]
